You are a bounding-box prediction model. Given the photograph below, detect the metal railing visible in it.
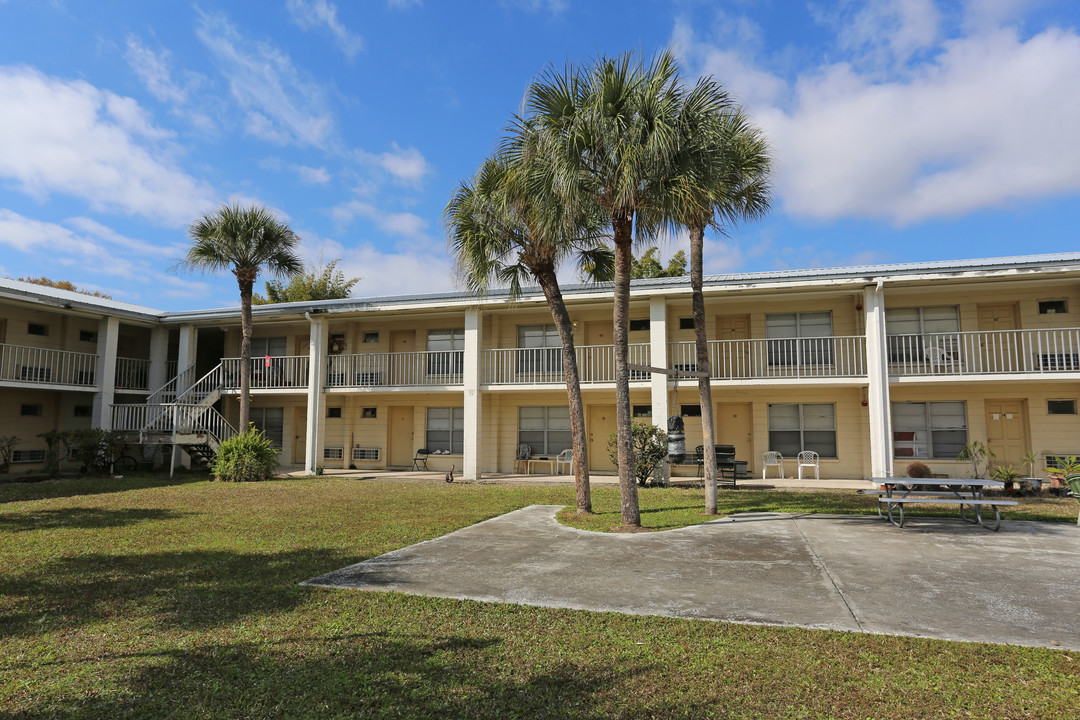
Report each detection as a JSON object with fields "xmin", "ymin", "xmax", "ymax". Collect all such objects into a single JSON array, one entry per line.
[
  {"xmin": 888, "ymin": 328, "xmax": 1080, "ymax": 376},
  {"xmin": 115, "ymin": 357, "xmax": 151, "ymax": 391},
  {"xmin": 175, "ymin": 364, "xmax": 224, "ymax": 405},
  {"xmin": 667, "ymin": 336, "xmax": 867, "ymax": 380},
  {"xmin": 147, "ymin": 363, "xmax": 197, "ymax": 405},
  {"xmin": 112, "ymin": 402, "xmax": 237, "ymax": 445},
  {"xmin": 222, "ymin": 356, "xmax": 309, "ymax": 390},
  {"xmin": 327, "ymin": 350, "xmax": 464, "ymax": 388},
  {"xmin": 0, "ymin": 343, "xmax": 98, "ymax": 387},
  {"xmin": 482, "ymin": 343, "xmax": 651, "ymax": 385}
]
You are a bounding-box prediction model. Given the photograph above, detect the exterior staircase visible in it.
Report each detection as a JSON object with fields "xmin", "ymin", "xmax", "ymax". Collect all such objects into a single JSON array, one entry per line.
[{"xmin": 111, "ymin": 362, "xmax": 236, "ymax": 466}]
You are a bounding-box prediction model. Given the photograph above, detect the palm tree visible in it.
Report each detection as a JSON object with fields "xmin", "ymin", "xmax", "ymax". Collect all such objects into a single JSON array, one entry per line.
[
  {"xmin": 182, "ymin": 203, "xmax": 302, "ymax": 430},
  {"xmin": 658, "ymin": 80, "xmax": 772, "ymax": 514},
  {"xmin": 523, "ymin": 52, "xmax": 684, "ymax": 528},
  {"xmin": 445, "ymin": 151, "xmax": 611, "ymax": 514}
]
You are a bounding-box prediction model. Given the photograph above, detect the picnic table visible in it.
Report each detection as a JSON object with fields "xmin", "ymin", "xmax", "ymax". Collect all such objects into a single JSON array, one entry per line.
[{"xmin": 865, "ymin": 477, "xmax": 1018, "ymax": 531}]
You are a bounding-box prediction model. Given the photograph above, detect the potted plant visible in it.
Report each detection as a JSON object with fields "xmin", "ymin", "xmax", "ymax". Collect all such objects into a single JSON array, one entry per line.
[
  {"xmin": 1019, "ymin": 450, "xmax": 1042, "ymax": 493},
  {"xmin": 1048, "ymin": 456, "xmax": 1080, "ymax": 497},
  {"xmin": 957, "ymin": 441, "xmax": 994, "ymax": 479},
  {"xmin": 991, "ymin": 465, "xmax": 1022, "ymax": 495}
]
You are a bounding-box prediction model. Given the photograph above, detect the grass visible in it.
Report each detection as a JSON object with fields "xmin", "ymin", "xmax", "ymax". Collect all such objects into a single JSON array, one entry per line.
[
  {"xmin": 557, "ymin": 485, "xmax": 1080, "ymax": 532},
  {"xmin": 0, "ymin": 475, "xmax": 1076, "ymax": 719}
]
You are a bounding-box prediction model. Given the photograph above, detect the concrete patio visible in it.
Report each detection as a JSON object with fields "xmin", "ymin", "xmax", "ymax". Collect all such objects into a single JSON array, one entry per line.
[{"xmin": 305, "ymin": 505, "xmax": 1080, "ymax": 651}]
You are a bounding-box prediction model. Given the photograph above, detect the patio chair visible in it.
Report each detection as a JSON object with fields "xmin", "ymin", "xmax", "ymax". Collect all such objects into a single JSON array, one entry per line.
[
  {"xmin": 514, "ymin": 443, "xmax": 532, "ymax": 474},
  {"xmin": 762, "ymin": 451, "xmax": 784, "ymax": 479},
  {"xmin": 797, "ymin": 450, "xmax": 820, "ymax": 481},
  {"xmin": 1066, "ymin": 473, "xmax": 1080, "ymax": 526},
  {"xmin": 556, "ymin": 449, "xmax": 574, "ymax": 475},
  {"xmin": 412, "ymin": 449, "xmax": 430, "ymax": 471}
]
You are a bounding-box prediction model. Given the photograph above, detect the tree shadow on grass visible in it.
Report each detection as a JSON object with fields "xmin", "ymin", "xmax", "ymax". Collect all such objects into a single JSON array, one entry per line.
[
  {"xmin": 0, "ymin": 507, "xmax": 189, "ymax": 533},
  {"xmin": 0, "ymin": 474, "xmax": 207, "ymax": 505},
  {"xmin": 0, "ymin": 548, "xmax": 357, "ymax": 638},
  {"xmin": 0, "ymin": 631, "xmax": 677, "ymax": 720}
]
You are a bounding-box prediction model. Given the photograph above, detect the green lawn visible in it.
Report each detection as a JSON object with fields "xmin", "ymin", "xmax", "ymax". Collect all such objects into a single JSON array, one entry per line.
[{"xmin": 0, "ymin": 476, "xmax": 1077, "ymax": 719}]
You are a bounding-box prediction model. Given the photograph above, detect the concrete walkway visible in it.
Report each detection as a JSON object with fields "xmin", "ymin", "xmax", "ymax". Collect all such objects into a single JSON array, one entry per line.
[{"xmin": 304, "ymin": 505, "xmax": 1080, "ymax": 650}]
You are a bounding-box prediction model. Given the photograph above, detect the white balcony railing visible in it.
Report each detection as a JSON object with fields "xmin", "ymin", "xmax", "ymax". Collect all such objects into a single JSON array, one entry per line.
[
  {"xmin": 112, "ymin": 403, "xmax": 237, "ymax": 444},
  {"xmin": 888, "ymin": 328, "xmax": 1080, "ymax": 376},
  {"xmin": 0, "ymin": 343, "xmax": 98, "ymax": 387},
  {"xmin": 115, "ymin": 357, "xmax": 151, "ymax": 391},
  {"xmin": 667, "ymin": 336, "xmax": 867, "ymax": 380},
  {"xmin": 482, "ymin": 344, "xmax": 651, "ymax": 385},
  {"xmin": 327, "ymin": 350, "xmax": 464, "ymax": 388},
  {"xmin": 222, "ymin": 356, "xmax": 309, "ymax": 390}
]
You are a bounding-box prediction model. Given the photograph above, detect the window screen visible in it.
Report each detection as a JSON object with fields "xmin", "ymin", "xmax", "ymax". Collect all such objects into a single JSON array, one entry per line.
[
  {"xmin": 518, "ymin": 406, "xmax": 571, "ymax": 455},
  {"xmin": 426, "ymin": 407, "xmax": 464, "ymax": 453},
  {"xmin": 768, "ymin": 403, "xmax": 837, "ymax": 458}
]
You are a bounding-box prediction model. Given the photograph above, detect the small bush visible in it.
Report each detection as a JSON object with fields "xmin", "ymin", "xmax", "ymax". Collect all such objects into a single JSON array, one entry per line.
[
  {"xmin": 63, "ymin": 429, "xmax": 125, "ymax": 475},
  {"xmin": 906, "ymin": 461, "xmax": 932, "ymax": 478},
  {"xmin": 211, "ymin": 426, "xmax": 280, "ymax": 482},
  {"xmin": 0, "ymin": 436, "xmax": 18, "ymax": 472},
  {"xmin": 607, "ymin": 420, "xmax": 668, "ymax": 486}
]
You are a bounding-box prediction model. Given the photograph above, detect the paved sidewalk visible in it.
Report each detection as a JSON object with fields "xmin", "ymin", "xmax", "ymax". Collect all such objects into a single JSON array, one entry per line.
[{"xmin": 305, "ymin": 505, "xmax": 1080, "ymax": 650}]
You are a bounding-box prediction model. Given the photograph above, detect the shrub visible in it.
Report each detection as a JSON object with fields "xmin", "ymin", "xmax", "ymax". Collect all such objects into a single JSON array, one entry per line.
[
  {"xmin": 63, "ymin": 429, "xmax": 125, "ymax": 475},
  {"xmin": 0, "ymin": 436, "xmax": 18, "ymax": 472},
  {"xmin": 906, "ymin": 461, "xmax": 932, "ymax": 478},
  {"xmin": 211, "ymin": 426, "xmax": 280, "ymax": 482},
  {"xmin": 607, "ymin": 420, "xmax": 668, "ymax": 487}
]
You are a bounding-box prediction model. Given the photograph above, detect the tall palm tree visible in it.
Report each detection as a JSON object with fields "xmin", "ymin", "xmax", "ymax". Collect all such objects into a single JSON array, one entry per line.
[
  {"xmin": 182, "ymin": 203, "xmax": 302, "ymax": 430},
  {"xmin": 523, "ymin": 52, "xmax": 684, "ymax": 528},
  {"xmin": 445, "ymin": 151, "xmax": 611, "ymax": 514},
  {"xmin": 657, "ymin": 80, "xmax": 772, "ymax": 514}
]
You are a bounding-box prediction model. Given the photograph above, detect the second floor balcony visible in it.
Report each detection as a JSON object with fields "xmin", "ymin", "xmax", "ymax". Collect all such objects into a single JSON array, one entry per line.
[
  {"xmin": 888, "ymin": 327, "xmax": 1080, "ymax": 378},
  {"xmin": 0, "ymin": 343, "xmax": 153, "ymax": 391}
]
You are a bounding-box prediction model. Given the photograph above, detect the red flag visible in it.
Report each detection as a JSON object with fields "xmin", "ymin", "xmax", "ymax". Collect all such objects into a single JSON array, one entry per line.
[{"xmin": 264, "ymin": 355, "xmax": 271, "ymax": 368}]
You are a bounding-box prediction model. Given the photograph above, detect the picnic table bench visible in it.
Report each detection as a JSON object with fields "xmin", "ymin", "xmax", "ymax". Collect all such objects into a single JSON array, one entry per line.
[{"xmin": 864, "ymin": 478, "xmax": 1018, "ymax": 531}]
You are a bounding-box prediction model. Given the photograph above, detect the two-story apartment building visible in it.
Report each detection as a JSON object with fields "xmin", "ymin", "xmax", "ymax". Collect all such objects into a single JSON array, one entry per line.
[{"xmin": 3, "ymin": 253, "xmax": 1079, "ymax": 482}]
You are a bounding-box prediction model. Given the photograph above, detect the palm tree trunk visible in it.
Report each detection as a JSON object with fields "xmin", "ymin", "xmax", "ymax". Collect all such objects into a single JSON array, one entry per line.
[
  {"xmin": 536, "ymin": 266, "xmax": 591, "ymax": 513},
  {"xmin": 237, "ymin": 270, "xmax": 255, "ymax": 432},
  {"xmin": 690, "ymin": 224, "xmax": 718, "ymax": 514},
  {"xmin": 612, "ymin": 213, "xmax": 640, "ymax": 528}
]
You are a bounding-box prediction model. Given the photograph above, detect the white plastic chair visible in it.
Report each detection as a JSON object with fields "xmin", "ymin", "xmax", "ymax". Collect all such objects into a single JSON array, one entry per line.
[
  {"xmin": 762, "ymin": 451, "xmax": 784, "ymax": 479},
  {"xmin": 556, "ymin": 449, "xmax": 574, "ymax": 475},
  {"xmin": 797, "ymin": 450, "xmax": 820, "ymax": 480}
]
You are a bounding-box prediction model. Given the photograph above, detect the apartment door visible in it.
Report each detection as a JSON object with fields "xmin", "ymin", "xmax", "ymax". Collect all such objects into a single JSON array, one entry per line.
[
  {"xmin": 984, "ymin": 399, "xmax": 1029, "ymax": 469},
  {"xmin": 292, "ymin": 407, "xmax": 306, "ymax": 466},
  {"xmin": 586, "ymin": 323, "xmax": 613, "ymax": 382},
  {"xmin": 295, "ymin": 335, "xmax": 309, "ymax": 355},
  {"xmin": 716, "ymin": 402, "xmax": 753, "ymax": 472},
  {"xmin": 715, "ymin": 315, "xmax": 750, "ymax": 378},
  {"xmin": 389, "ymin": 330, "xmax": 415, "ymax": 386},
  {"xmin": 588, "ymin": 405, "xmax": 617, "ymax": 472},
  {"xmin": 388, "ymin": 406, "xmax": 415, "ymax": 467},
  {"xmin": 977, "ymin": 303, "xmax": 1019, "ymax": 373}
]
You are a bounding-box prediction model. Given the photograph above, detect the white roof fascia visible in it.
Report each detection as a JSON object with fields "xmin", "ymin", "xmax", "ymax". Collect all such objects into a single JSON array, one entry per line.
[{"xmin": 0, "ymin": 277, "xmax": 164, "ymax": 322}]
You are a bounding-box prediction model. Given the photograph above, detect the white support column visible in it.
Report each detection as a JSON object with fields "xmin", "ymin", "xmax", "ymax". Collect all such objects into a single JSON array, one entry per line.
[
  {"xmin": 148, "ymin": 326, "xmax": 169, "ymax": 391},
  {"xmin": 649, "ymin": 296, "xmax": 669, "ymax": 423},
  {"xmin": 864, "ymin": 282, "xmax": 894, "ymax": 478},
  {"xmin": 92, "ymin": 316, "xmax": 120, "ymax": 430},
  {"xmin": 463, "ymin": 307, "xmax": 482, "ymax": 481},
  {"xmin": 305, "ymin": 314, "xmax": 328, "ymax": 475},
  {"xmin": 177, "ymin": 324, "xmax": 198, "ymax": 374}
]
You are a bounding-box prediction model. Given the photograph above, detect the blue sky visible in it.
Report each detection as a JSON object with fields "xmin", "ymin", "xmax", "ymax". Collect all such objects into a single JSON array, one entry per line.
[{"xmin": 1, "ymin": 0, "xmax": 1078, "ymax": 310}]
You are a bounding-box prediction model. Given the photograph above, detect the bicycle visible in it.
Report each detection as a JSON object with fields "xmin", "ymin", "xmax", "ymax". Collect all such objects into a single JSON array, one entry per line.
[{"xmin": 71, "ymin": 444, "xmax": 139, "ymax": 475}]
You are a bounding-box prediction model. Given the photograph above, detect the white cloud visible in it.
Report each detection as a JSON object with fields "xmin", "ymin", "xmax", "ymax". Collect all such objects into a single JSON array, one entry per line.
[
  {"xmin": 500, "ymin": 0, "xmax": 568, "ymax": 15},
  {"xmin": 297, "ymin": 234, "xmax": 455, "ymax": 297},
  {"xmin": 196, "ymin": 10, "xmax": 334, "ymax": 147},
  {"xmin": 825, "ymin": 0, "xmax": 943, "ymax": 67},
  {"xmin": 678, "ymin": 18, "xmax": 1080, "ymax": 225},
  {"xmin": 331, "ymin": 199, "xmax": 428, "ymax": 240},
  {"xmin": 962, "ymin": 0, "xmax": 1045, "ymax": 32},
  {"xmin": 124, "ymin": 35, "xmax": 189, "ymax": 105},
  {"xmin": 0, "ymin": 209, "xmax": 211, "ymax": 300},
  {"xmin": 0, "ymin": 66, "xmax": 217, "ymax": 226},
  {"xmin": 294, "ymin": 165, "xmax": 331, "ymax": 184},
  {"xmin": 286, "ymin": 0, "xmax": 363, "ymax": 59},
  {"xmin": 375, "ymin": 143, "xmax": 431, "ymax": 185},
  {"xmin": 124, "ymin": 35, "xmax": 215, "ymax": 132},
  {"xmin": 66, "ymin": 216, "xmax": 184, "ymax": 257}
]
